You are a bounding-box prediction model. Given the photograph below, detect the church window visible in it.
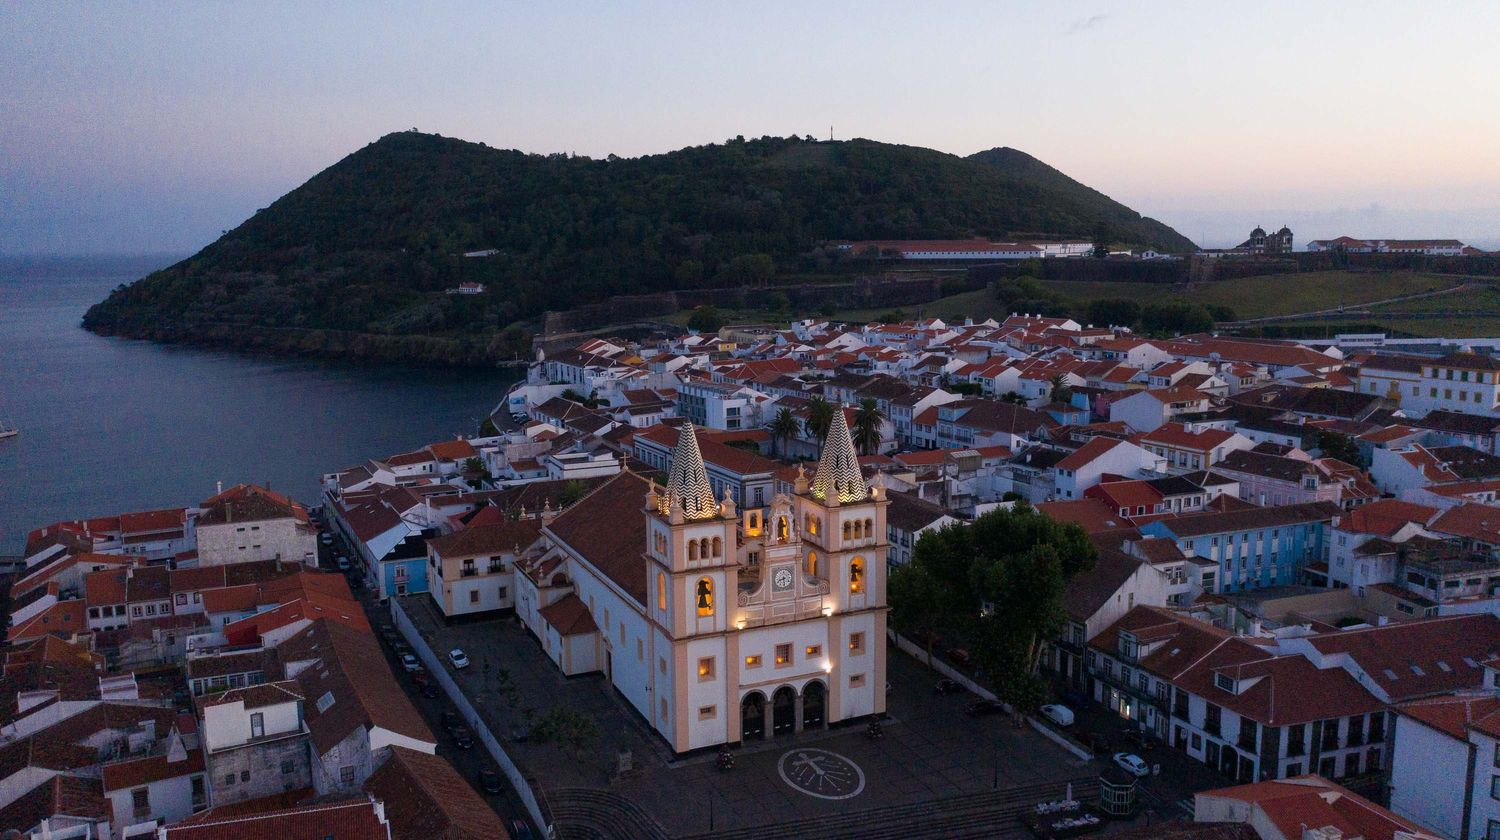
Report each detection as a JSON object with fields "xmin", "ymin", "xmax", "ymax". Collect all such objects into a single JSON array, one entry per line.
[
  {"xmin": 850, "ymin": 632, "xmax": 865, "ymax": 654},
  {"xmin": 699, "ymin": 538, "xmax": 710, "ymax": 559},
  {"xmin": 843, "ymin": 521, "xmax": 852, "ymax": 541},
  {"xmin": 850, "ymin": 673, "xmax": 866, "ymax": 687},
  {"xmin": 775, "ymin": 643, "xmax": 792, "ymax": 666},
  {"xmin": 776, "ymin": 516, "xmax": 790, "ymax": 542},
  {"xmin": 850, "ymin": 558, "xmax": 865, "ymax": 594},
  {"xmin": 865, "ymin": 518, "xmax": 873, "ymax": 538},
  {"xmin": 657, "ymin": 572, "xmax": 667, "ymax": 611},
  {"xmin": 712, "ymin": 536, "xmax": 722, "ymax": 557},
  {"xmin": 807, "ymin": 551, "xmax": 819, "ymax": 576},
  {"xmin": 661, "ymin": 699, "xmax": 668, "ymax": 722},
  {"xmin": 660, "ymin": 656, "xmax": 667, "ymax": 674},
  {"xmin": 806, "ymin": 644, "xmax": 822, "ymax": 658},
  {"xmin": 696, "ymin": 578, "xmax": 714, "ymax": 616},
  {"xmin": 745, "ymin": 654, "xmax": 762, "ymax": 668},
  {"xmin": 698, "ymin": 657, "xmax": 715, "ymax": 681},
  {"xmin": 688, "ymin": 541, "xmax": 698, "ymax": 562},
  {"xmin": 698, "ymin": 705, "xmax": 716, "ymax": 720}
]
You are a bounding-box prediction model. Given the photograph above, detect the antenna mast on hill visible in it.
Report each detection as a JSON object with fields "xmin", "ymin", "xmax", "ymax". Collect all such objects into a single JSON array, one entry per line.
[{"xmin": 830, "ymin": 125, "xmax": 834, "ymax": 141}]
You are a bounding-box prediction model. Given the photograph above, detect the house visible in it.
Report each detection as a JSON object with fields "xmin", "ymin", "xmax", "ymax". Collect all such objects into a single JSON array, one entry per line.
[
  {"xmin": 362, "ymin": 745, "xmax": 512, "ymax": 840},
  {"xmin": 1052, "ymin": 437, "xmax": 1162, "ymax": 500},
  {"xmin": 631, "ymin": 424, "xmax": 780, "ymax": 510},
  {"xmin": 883, "ymin": 491, "xmax": 960, "ymax": 569},
  {"xmin": 1371, "ymin": 444, "xmax": 1500, "ymax": 496},
  {"xmin": 1390, "ymin": 692, "xmax": 1500, "ymax": 839},
  {"xmin": 1051, "ymin": 549, "xmax": 1171, "ymax": 691},
  {"xmin": 198, "ymin": 681, "xmax": 312, "ymax": 805},
  {"xmin": 1320, "ymin": 499, "xmax": 1440, "ymax": 592},
  {"xmin": 101, "ymin": 724, "xmax": 208, "ymax": 837},
  {"xmin": 1140, "ymin": 423, "xmax": 1255, "ymax": 475},
  {"xmin": 1363, "ymin": 351, "xmax": 1500, "ymax": 417},
  {"xmin": 280, "ymin": 619, "xmax": 437, "ymax": 795},
  {"xmin": 425, "ymin": 519, "xmax": 542, "ymax": 617},
  {"xmin": 933, "ymin": 399, "xmax": 1056, "ymax": 450},
  {"xmin": 1213, "ymin": 450, "xmax": 1375, "ymax": 509},
  {"xmin": 1139, "ymin": 502, "xmax": 1340, "ymax": 593},
  {"xmin": 195, "ymin": 485, "xmax": 317, "ymax": 568},
  {"xmin": 1194, "ymin": 775, "xmax": 1443, "ymax": 840},
  {"xmin": 159, "ymin": 796, "xmax": 394, "ymax": 839},
  {"xmin": 1110, "ymin": 387, "xmax": 1213, "ymax": 433}
]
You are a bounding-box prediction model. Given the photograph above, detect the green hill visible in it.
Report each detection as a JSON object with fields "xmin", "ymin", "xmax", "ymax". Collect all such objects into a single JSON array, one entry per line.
[{"xmin": 83, "ymin": 132, "xmax": 1195, "ymax": 363}]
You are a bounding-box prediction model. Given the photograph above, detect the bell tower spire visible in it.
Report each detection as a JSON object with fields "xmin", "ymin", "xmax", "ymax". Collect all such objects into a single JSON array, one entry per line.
[
  {"xmin": 659, "ymin": 423, "xmax": 718, "ymax": 520},
  {"xmin": 810, "ymin": 407, "xmax": 867, "ymax": 504}
]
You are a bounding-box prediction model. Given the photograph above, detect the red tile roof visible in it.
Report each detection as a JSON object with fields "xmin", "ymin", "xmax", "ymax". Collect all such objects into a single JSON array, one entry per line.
[
  {"xmin": 544, "ymin": 472, "xmax": 652, "ymax": 605},
  {"xmin": 1055, "ymin": 437, "xmax": 1126, "ymax": 472},
  {"xmin": 161, "ymin": 797, "xmax": 392, "ymax": 839},
  {"xmin": 1396, "ymin": 693, "xmax": 1500, "ymax": 740},
  {"xmin": 101, "ymin": 747, "xmax": 205, "ymax": 792},
  {"xmin": 363, "ymin": 746, "xmax": 511, "ymax": 840},
  {"xmin": 1199, "ymin": 775, "xmax": 1441, "ymax": 840}
]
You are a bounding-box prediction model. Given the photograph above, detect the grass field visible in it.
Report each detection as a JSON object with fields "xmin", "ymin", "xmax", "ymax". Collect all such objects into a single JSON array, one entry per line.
[{"xmin": 665, "ymin": 270, "xmax": 1476, "ymax": 330}]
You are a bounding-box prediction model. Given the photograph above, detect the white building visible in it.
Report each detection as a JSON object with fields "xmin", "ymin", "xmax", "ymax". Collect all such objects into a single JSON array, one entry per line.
[
  {"xmin": 1359, "ymin": 353, "xmax": 1500, "ymax": 418},
  {"xmin": 1390, "ymin": 691, "xmax": 1500, "ymax": 840},
  {"xmin": 194, "ymin": 486, "xmax": 317, "ymax": 568},
  {"xmin": 516, "ymin": 414, "xmax": 888, "ymax": 753}
]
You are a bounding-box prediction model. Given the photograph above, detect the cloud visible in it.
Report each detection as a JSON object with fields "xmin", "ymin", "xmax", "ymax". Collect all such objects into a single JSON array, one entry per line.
[{"xmin": 1066, "ymin": 14, "xmax": 1108, "ymax": 34}]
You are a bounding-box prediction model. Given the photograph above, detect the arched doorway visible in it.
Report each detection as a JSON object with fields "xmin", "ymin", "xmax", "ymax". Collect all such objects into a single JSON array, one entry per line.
[
  {"xmin": 772, "ymin": 686, "xmax": 797, "ymax": 736},
  {"xmin": 741, "ymin": 692, "xmax": 766, "ymax": 741},
  {"xmin": 802, "ymin": 681, "xmax": 826, "ymax": 729}
]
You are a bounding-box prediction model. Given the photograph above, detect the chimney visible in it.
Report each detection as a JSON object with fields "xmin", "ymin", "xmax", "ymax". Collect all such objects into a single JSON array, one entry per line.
[{"xmin": 216, "ymin": 480, "xmax": 223, "ymax": 495}]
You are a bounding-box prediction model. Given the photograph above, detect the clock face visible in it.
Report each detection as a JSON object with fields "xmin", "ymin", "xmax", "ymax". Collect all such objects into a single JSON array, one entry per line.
[{"xmin": 773, "ymin": 567, "xmax": 794, "ymax": 591}]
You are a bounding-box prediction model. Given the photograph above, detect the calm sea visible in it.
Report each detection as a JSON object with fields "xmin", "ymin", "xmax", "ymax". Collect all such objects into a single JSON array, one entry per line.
[{"xmin": 0, "ymin": 257, "xmax": 514, "ymax": 554}]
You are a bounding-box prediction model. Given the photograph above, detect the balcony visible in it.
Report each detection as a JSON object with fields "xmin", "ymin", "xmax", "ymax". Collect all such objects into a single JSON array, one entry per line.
[{"xmin": 461, "ymin": 568, "xmax": 477, "ymax": 578}]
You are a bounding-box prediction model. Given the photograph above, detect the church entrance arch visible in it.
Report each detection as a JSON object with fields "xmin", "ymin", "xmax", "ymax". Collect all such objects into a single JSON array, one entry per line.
[
  {"xmin": 741, "ymin": 692, "xmax": 767, "ymax": 741},
  {"xmin": 772, "ymin": 686, "xmax": 797, "ymax": 736},
  {"xmin": 802, "ymin": 680, "xmax": 826, "ymax": 729}
]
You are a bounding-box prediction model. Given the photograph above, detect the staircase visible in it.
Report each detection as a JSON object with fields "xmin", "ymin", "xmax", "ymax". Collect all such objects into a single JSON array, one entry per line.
[
  {"xmin": 677, "ymin": 777, "xmax": 1099, "ymax": 840},
  {"xmin": 550, "ymin": 788, "xmax": 672, "ymax": 840}
]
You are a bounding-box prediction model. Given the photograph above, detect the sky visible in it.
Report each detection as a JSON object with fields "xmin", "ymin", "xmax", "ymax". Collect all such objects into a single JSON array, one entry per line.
[{"xmin": 3, "ymin": 1, "xmax": 1498, "ymax": 255}]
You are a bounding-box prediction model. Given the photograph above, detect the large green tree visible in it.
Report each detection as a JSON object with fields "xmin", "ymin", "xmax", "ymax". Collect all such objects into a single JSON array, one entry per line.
[
  {"xmin": 887, "ymin": 503, "xmax": 1097, "ymax": 714},
  {"xmin": 852, "ymin": 398, "xmax": 886, "ymax": 455},
  {"xmin": 769, "ymin": 407, "xmax": 800, "ymax": 458},
  {"xmin": 804, "ymin": 397, "xmax": 835, "ymax": 444}
]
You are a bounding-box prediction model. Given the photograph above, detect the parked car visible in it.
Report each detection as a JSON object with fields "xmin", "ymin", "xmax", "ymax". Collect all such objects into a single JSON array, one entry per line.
[
  {"xmin": 1086, "ymin": 733, "xmax": 1112, "ymax": 755},
  {"xmin": 1040, "ymin": 704, "xmax": 1075, "ymax": 727},
  {"xmin": 450, "ymin": 725, "xmax": 474, "ymax": 749},
  {"xmin": 440, "ymin": 711, "xmax": 462, "ymax": 735},
  {"xmin": 934, "ymin": 678, "xmax": 964, "ymax": 696},
  {"xmin": 336, "ymin": 557, "xmax": 350, "ymax": 571},
  {"xmin": 411, "ymin": 671, "xmax": 439, "ymax": 698},
  {"xmin": 1113, "ymin": 752, "xmax": 1150, "ymax": 777},
  {"xmin": 320, "ymin": 533, "xmax": 332, "ymax": 544},
  {"xmin": 1126, "ymin": 727, "xmax": 1157, "ymax": 752},
  {"xmin": 945, "ymin": 648, "xmax": 972, "ymax": 667},
  {"xmin": 478, "ymin": 767, "xmax": 503, "ymax": 795},
  {"xmin": 964, "ymin": 700, "xmax": 1008, "ymax": 718},
  {"xmin": 448, "ymin": 649, "xmax": 471, "ymax": 669},
  {"xmin": 509, "ymin": 818, "xmax": 536, "ymax": 840},
  {"xmin": 399, "ymin": 653, "xmax": 420, "ymax": 672}
]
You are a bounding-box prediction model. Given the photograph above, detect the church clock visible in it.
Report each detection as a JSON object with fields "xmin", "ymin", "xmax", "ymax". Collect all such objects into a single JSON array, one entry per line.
[{"xmin": 772, "ymin": 566, "xmax": 794, "ymax": 593}]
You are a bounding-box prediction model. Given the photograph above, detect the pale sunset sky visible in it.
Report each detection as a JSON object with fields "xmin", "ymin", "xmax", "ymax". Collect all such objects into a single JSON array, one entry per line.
[{"xmin": 2, "ymin": 0, "xmax": 1497, "ymax": 254}]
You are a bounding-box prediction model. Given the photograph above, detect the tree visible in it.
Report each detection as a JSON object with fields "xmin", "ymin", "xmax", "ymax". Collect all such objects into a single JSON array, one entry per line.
[
  {"xmin": 804, "ymin": 397, "xmax": 835, "ymax": 443},
  {"xmin": 819, "ymin": 299, "xmax": 838, "ymax": 317},
  {"xmin": 721, "ymin": 253, "xmax": 775, "ymax": 286},
  {"xmin": 875, "ymin": 309, "xmax": 905, "ymax": 324},
  {"xmin": 1316, "ymin": 429, "xmax": 1363, "ymax": 466},
  {"xmin": 478, "ymin": 416, "xmax": 499, "ymax": 436},
  {"xmin": 1085, "ymin": 298, "xmax": 1141, "ymax": 329},
  {"xmin": 769, "ymin": 407, "xmax": 800, "ymax": 458},
  {"xmin": 1141, "ymin": 301, "xmax": 1214, "ymax": 336},
  {"xmin": 462, "ymin": 456, "xmax": 492, "ymax": 489},
  {"xmin": 687, "ymin": 305, "xmax": 726, "ymax": 333},
  {"xmin": 887, "ymin": 504, "xmax": 1097, "ymax": 715},
  {"xmin": 888, "ymin": 547, "xmax": 945, "ymax": 667},
  {"xmin": 998, "ymin": 391, "xmax": 1028, "ymax": 404},
  {"xmin": 1048, "ymin": 374, "xmax": 1073, "ymax": 405},
  {"xmin": 559, "ymin": 479, "xmax": 587, "ymax": 507},
  {"xmin": 1205, "ymin": 304, "xmax": 1237, "ymax": 322},
  {"xmin": 852, "ymin": 398, "xmax": 886, "ymax": 455}
]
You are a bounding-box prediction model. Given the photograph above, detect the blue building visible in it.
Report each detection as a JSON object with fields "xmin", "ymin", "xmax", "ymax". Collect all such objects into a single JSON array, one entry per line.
[{"xmin": 1139, "ymin": 501, "xmax": 1339, "ymax": 593}]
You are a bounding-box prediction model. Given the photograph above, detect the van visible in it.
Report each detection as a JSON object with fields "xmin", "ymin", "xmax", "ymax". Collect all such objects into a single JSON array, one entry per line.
[{"xmin": 1040, "ymin": 704, "xmax": 1075, "ymax": 727}]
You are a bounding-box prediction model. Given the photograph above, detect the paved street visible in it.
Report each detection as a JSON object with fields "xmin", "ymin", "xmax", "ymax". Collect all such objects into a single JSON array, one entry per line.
[
  {"xmin": 313, "ymin": 526, "xmax": 534, "ymax": 834},
  {"xmin": 398, "ymin": 592, "xmax": 1103, "ymax": 838}
]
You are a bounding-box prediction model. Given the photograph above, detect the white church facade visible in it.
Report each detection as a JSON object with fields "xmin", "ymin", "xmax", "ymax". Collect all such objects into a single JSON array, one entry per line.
[{"xmin": 515, "ymin": 413, "xmax": 890, "ymax": 753}]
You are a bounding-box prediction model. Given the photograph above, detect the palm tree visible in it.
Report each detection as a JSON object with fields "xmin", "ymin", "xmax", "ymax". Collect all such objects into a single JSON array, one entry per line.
[
  {"xmin": 1048, "ymin": 374, "xmax": 1072, "ymax": 405},
  {"xmin": 852, "ymin": 398, "xmax": 886, "ymax": 456},
  {"xmin": 769, "ymin": 407, "xmax": 800, "ymax": 458},
  {"xmin": 805, "ymin": 397, "xmax": 835, "ymax": 444}
]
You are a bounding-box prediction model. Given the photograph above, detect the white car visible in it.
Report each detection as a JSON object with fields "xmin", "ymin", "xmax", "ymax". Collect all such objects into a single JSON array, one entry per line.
[
  {"xmin": 399, "ymin": 653, "xmax": 420, "ymax": 672},
  {"xmin": 448, "ymin": 649, "xmax": 470, "ymax": 669},
  {"xmin": 1040, "ymin": 704, "xmax": 1075, "ymax": 727},
  {"xmin": 319, "ymin": 533, "xmax": 332, "ymax": 544},
  {"xmin": 1113, "ymin": 752, "xmax": 1150, "ymax": 777},
  {"xmin": 336, "ymin": 557, "xmax": 350, "ymax": 571}
]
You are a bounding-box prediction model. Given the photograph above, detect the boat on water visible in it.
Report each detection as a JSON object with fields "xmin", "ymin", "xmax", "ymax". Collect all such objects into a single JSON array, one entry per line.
[{"xmin": 0, "ymin": 419, "xmax": 18, "ymax": 439}]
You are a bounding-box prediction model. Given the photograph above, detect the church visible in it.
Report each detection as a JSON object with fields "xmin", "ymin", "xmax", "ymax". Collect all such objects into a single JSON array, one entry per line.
[{"xmin": 514, "ymin": 409, "xmax": 890, "ymax": 753}]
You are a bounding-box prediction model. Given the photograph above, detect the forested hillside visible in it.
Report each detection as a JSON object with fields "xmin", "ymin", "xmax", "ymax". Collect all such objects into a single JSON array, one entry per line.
[{"xmin": 84, "ymin": 132, "xmax": 1193, "ymax": 363}]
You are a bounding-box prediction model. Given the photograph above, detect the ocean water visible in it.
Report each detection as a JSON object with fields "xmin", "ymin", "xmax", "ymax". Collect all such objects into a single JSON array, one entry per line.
[{"xmin": 0, "ymin": 257, "xmax": 513, "ymax": 553}]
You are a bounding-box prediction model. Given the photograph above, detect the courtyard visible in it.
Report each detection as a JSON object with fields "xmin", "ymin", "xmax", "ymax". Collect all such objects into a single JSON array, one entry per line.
[{"xmin": 394, "ymin": 593, "xmax": 1108, "ymax": 838}]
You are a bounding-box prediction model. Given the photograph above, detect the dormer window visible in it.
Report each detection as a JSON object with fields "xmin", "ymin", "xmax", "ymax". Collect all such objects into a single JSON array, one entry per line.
[{"xmin": 1214, "ymin": 673, "xmax": 1236, "ymax": 693}]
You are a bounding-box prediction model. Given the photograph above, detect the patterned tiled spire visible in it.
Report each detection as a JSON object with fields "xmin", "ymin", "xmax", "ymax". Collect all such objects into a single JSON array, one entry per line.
[
  {"xmin": 811, "ymin": 407, "xmax": 868, "ymax": 503},
  {"xmin": 660, "ymin": 424, "xmax": 718, "ymax": 520}
]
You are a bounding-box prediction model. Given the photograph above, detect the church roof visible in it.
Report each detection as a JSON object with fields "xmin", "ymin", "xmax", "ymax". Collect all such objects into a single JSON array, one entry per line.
[
  {"xmin": 810, "ymin": 407, "xmax": 868, "ymax": 503},
  {"xmin": 659, "ymin": 423, "xmax": 718, "ymax": 520}
]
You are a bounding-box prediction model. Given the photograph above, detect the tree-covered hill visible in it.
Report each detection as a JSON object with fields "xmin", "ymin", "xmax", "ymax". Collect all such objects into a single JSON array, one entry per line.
[{"xmin": 83, "ymin": 132, "xmax": 1194, "ymax": 362}]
